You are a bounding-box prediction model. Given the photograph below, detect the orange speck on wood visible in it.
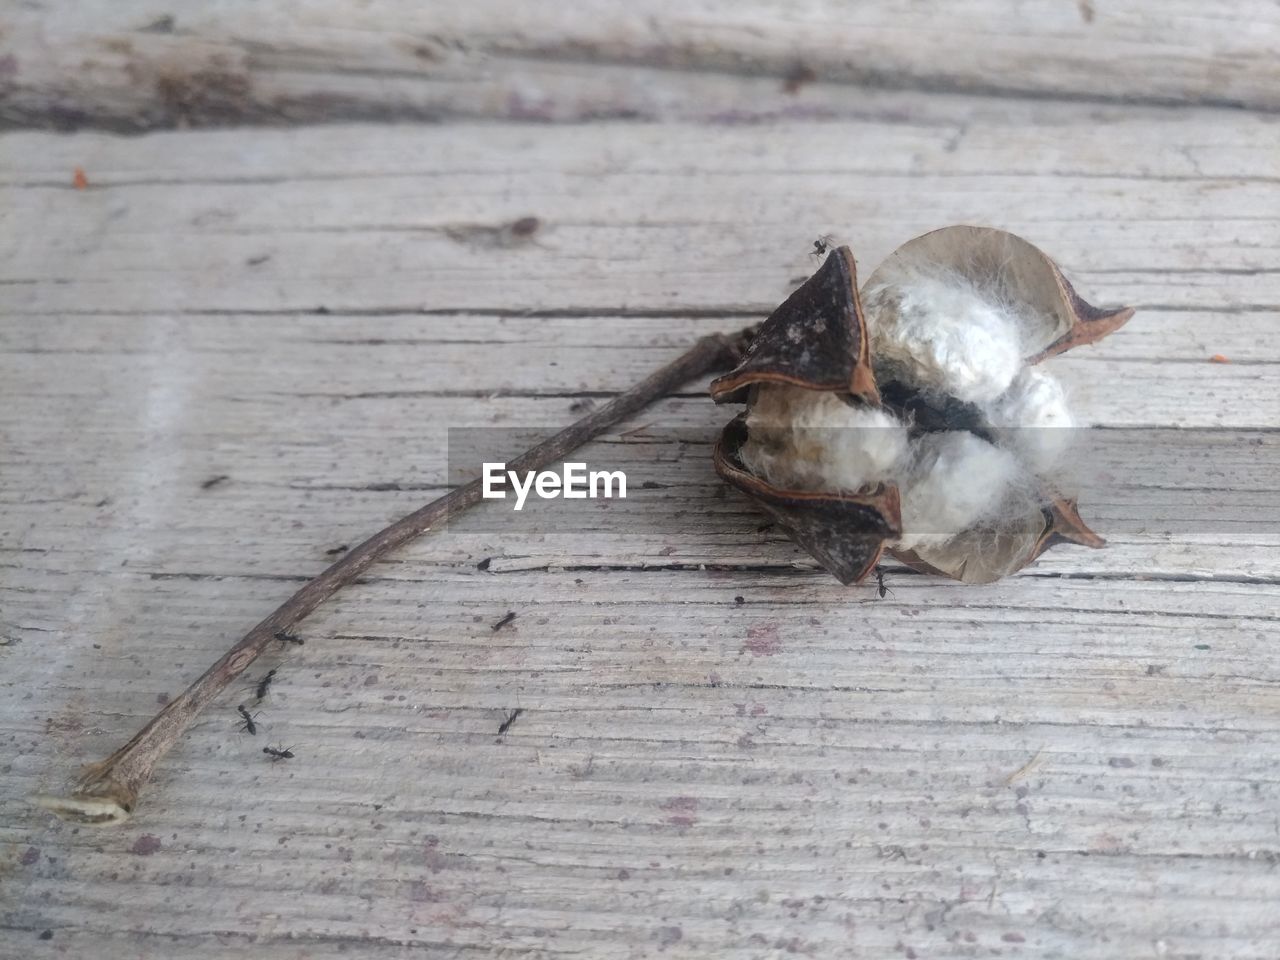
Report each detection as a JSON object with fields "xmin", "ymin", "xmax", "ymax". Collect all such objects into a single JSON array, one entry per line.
[
  {"xmin": 72, "ymin": 167, "xmax": 88, "ymax": 190},
  {"xmin": 1209, "ymin": 354, "xmax": 1231, "ymax": 364}
]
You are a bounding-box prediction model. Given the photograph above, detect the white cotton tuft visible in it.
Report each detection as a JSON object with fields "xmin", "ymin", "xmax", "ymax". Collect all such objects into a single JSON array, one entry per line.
[
  {"xmin": 863, "ymin": 273, "xmax": 1025, "ymax": 405},
  {"xmin": 862, "ymin": 226, "xmax": 1076, "ymax": 361},
  {"xmin": 896, "ymin": 431, "xmax": 1026, "ymax": 552},
  {"xmin": 740, "ymin": 385, "xmax": 909, "ymax": 494},
  {"xmin": 989, "ymin": 367, "xmax": 1075, "ymax": 474}
]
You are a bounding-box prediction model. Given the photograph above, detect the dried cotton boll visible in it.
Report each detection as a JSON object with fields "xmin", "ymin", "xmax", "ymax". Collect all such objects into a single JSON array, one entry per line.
[
  {"xmin": 709, "ymin": 228, "xmax": 1135, "ymax": 586},
  {"xmin": 863, "ymin": 272, "xmax": 1024, "ymax": 406},
  {"xmin": 740, "ymin": 385, "xmax": 909, "ymax": 494}
]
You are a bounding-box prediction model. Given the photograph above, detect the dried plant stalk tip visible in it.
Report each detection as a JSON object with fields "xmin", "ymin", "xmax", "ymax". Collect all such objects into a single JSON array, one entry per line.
[
  {"xmin": 32, "ymin": 329, "xmax": 753, "ymax": 825},
  {"xmin": 31, "ymin": 788, "xmax": 133, "ymax": 826}
]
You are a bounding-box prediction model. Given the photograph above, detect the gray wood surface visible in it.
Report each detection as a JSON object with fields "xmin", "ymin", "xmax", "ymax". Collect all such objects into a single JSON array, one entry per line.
[
  {"xmin": 4, "ymin": 1, "xmax": 1280, "ymax": 128},
  {"xmin": 3, "ymin": 6, "xmax": 1280, "ymax": 959}
]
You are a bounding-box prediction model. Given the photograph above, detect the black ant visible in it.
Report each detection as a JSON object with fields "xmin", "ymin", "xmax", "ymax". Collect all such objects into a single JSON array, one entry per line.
[
  {"xmin": 236, "ymin": 705, "xmax": 260, "ymax": 735},
  {"xmin": 497, "ymin": 708, "xmax": 523, "ymax": 736},
  {"xmin": 875, "ymin": 568, "xmax": 894, "ymax": 600},
  {"xmin": 263, "ymin": 745, "xmax": 295, "ymax": 762},
  {"xmin": 810, "ymin": 235, "xmax": 834, "ymax": 259},
  {"xmin": 254, "ymin": 668, "xmax": 277, "ymax": 700},
  {"xmin": 274, "ymin": 630, "xmax": 304, "ymax": 646},
  {"xmin": 491, "ymin": 611, "xmax": 516, "ymax": 632}
]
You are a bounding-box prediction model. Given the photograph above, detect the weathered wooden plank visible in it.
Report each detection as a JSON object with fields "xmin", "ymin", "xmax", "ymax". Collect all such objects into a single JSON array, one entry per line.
[
  {"xmin": 4, "ymin": 0, "xmax": 1280, "ymax": 130},
  {"xmin": 5, "ymin": 564, "xmax": 1280, "ymax": 956},
  {"xmin": 2, "ymin": 119, "xmax": 1279, "ymax": 322},
  {"xmin": 3, "ymin": 114, "xmax": 1279, "ymax": 959},
  {"xmin": 2, "ymin": 313, "xmax": 1277, "ymax": 589},
  {"xmin": 8, "ymin": 112, "xmax": 1278, "ymax": 185}
]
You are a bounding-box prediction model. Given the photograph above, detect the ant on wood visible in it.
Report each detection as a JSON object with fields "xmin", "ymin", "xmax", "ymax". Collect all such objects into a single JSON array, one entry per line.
[
  {"xmin": 497, "ymin": 708, "xmax": 523, "ymax": 736},
  {"xmin": 263, "ymin": 745, "xmax": 295, "ymax": 762},
  {"xmin": 810, "ymin": 235, "xmax": 834, "ymax": 259},
  {"xmin": 236, "ymin": 705, "xmax": 260, "ymax": 735},
  {"xmin": 274, "ymin": 630, "xmax": 304, "ymax": 646},
  {"xmin": 875, "ymin": 567, "xmax": 895, "ymax": 600},
  {"xmin": 254, "ymin": 668, "xmax": 277, "ymax": 700}
]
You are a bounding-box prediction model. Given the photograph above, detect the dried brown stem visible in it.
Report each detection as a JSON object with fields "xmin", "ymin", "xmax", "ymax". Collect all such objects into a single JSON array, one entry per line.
[{"xmin": 32, "ymin": 328, "xmax": 753, "ymax": 826}]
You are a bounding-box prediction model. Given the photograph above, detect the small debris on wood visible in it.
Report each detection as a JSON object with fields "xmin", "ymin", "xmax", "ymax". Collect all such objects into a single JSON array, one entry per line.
[
  {"xmin": 140, "ymin": 14, "xmax": 175, "ymax": 33},
  {"xmin": 1209, "ymin": 354, "xmax": 1231, "ymax": 364},
  {"xmin": 509, "ymin": 216, "xmax": 540, "ymax": 238},
  {"xmin": 497, "ymin": 708, "xmax": 523, "ymax": 736},
  {"xmin": 200, "ymin": 474, "xmax": 230, "ymax": 490},
  {"xmin": 245, "ymin": 254, "xmax": 271, "ymax": 266},
  {"xmin": 491, "ymin": 611, "xmax": 516, "ymax": 632},
  {"xmin": 476, "ymin": 557, "xmax": 492, "ymax": 571},
  {"xmin": 782, "ymin": 62, "xmax": 817, "ymax": 94},
  {"xmin": 445, "ymin": 216, "xmax": 542, "ymax": 249},
  {"xmin": 324, "ymin": 544, "xmax": 349, "ymax": 556},
  {"xmin": 275, "ymin": 630, "xmax": 304, "ymax": 646},
  {"xmin": 1004, "ymin": 747, "xmax": 1046, "ymax": 785},
  {"xmin": 72, "ymin": 167, "xmax": 88, "ymax": 190},
  {"xmin": 263, "ymin": 745, "xmax": 294, "ymax": 762},
  {"xmin": 568, "ymin": 398, "xmax": 595, "ymax": 414},
  {"xmin": 734, "ymin": 596, "xmax": 745, "ymax": 605}
]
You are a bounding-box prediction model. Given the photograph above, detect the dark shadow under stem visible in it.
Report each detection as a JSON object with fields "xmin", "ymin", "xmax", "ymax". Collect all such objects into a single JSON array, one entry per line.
[{"xmin": 33, "ymin": 327, "xmax": 754, "ymax": 825}]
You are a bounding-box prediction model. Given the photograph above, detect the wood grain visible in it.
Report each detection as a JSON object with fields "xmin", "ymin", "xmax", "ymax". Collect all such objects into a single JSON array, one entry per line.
[
  {"xmin": 3, "ymin": 116, "xmax": 1279, "ymax": 319},
  {"xmin": 4, "ymin": 1, "xmax": 1280, "ymax": 130},
  {"xmin": 3, "ymin": 104, "xmax": 1279, "ymax": 960}
]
